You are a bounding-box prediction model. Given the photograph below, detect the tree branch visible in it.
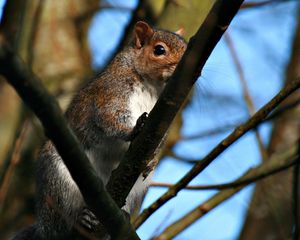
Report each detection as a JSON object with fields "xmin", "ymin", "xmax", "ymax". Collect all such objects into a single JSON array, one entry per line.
[
  {"xmin": 240, "ymin": 0, "xmax": 297, "ymax": 9},
  {"xmin": 0, "ymin": 120, "xmax": 29, "ymax": 209},
  {"xmin": 225, "ymin": 32, "xmax": 268, "ymax": 161},
  {"xmin": 292, "ymin": 139, "xmax": 300, "ymax": 240},
  {"xmin": 107, "ymin": 0, "xmax": 245, "ymax": 210},
  {"xmin": 134, "ymin": 77, "xmax": 300, "ymax": 228},
  {"xmin": 150, "ymin": 143, "xmax": 298, "ymax": 191},
  {"xmin": 181, "ymin": 97, "xmax": 300, "ymax": 141},
  {"xmin": 153, "ymin": 143, "xmax": 298, "ymax": 240},
  {"xmin": 0, "ymin": 38, "xmax": 139, "ymax": 240}
]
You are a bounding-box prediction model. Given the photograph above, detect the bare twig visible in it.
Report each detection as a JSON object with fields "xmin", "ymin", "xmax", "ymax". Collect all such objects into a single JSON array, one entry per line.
[
  {"xmin": 98, "ymin": 0, "xmax": 155, "ymax": 73},
  {"xmin": 292, "ymin": 138, "xmax": 300, "ymax": 240},
  {"xmin": 0, "ymin": 120, "xmax": 29, "ymax": 207},
  {"xmin": 181, "ymin": 97, "xmax": 300, "ymax": 141},
  {"xmin": 107, "ymin": 0, "xmax": 245, "ymax": 210},
  {"xmin": 134, "ymin": 77, "xmax": 300, "ymax": 228},
  {"xmin": 153, "ymin": 144, "xmax": 298, "ymax": 240},
  {"xmin": 225, "ymin": 33, "xmax": 268, "ymax": 161},
  {"xmin": 181, "ymin": 123, "xmax": 238, "ymax": 140},
  {"xmin": 241, "ymin": 0, "xmax": 297, "ymax": 9},
  {"xmin": 167, "ymin": 150, "xmax": 199, "ymax": 164},
  {"xmin": 149, "ymin": 210, "xmax": 173, "ymax": 239},
  {"xmin": 111, "ymin": 0, "xmax": 148, "ymax": 58},
  {"xmin": 74, "ymin": 3, "xmax": 134, "ymax": 23},
  {"xmin": 0, "ymin": 105, "xmax": 28, "ymax": 186},
  {"xmin": 27, "ymin": 0, "xmax": 43, "ymax": 68},
  {"xmin": 0, "ymin": 38, "xmax": 139, "ymax": 240},
  {"xmin": 150, "ymin": 143, "xmax": 298, "ymax": 190}
]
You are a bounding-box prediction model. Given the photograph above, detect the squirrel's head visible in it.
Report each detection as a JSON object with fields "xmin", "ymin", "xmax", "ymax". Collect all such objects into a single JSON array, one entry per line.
[{"xmin": 132, "ymin": 21, "xmax": 186, "ymax": 83}]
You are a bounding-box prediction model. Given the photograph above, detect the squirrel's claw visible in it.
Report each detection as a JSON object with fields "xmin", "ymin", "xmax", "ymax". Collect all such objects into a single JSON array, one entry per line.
[
  {"xmin": 79, "ymin": 208, "xmax": 100, "ymax": 232},
  {"xmin": 136, "ymin": 112, "xmax": 148, "ymax": 129},
  {"xmin": 131, "ymin": 112, "xmax": 148, "ymax": 140}
]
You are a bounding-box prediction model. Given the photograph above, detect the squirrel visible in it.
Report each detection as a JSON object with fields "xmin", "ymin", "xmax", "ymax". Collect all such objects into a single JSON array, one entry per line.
[{"xmin": 12, "ymin": 21, "xmax": 186, "ymax": 239}]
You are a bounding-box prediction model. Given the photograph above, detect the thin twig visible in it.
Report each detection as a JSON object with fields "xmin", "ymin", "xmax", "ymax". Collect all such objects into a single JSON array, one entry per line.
[
  {"xmin": 0, "ymin": 105, "xmax": 28, "ymax": 185},
  {"xmin": 0, "ymin": 120, "xmax": 29, "ymax": 207},
  {"xmin": 225, "ymin": 33, "xmax": 268, "ymax": 161},
  {"xmin": 153, "ymin": 145, "xmax": 298, "ymax": 240},
  {"xmin": 292, "ymin": 138, "xmax": 300, "ymax": 240},
  {"xmin": 98, "ymin": 0, "xmax": 150, "ymax": 72},
  {"xmin": 167, "ymin": 151, "xmax": 199, "ymax": 164},
  {"xmin": 150, "ymin": 144, "xmax": 298, "ymax": 190},
  {"xmin": 134, "ymin": 77, "xmax": 300, "ymax": 229},
  {"xmin": 111, "ymin": 0, "xmax": 148, "ymax": 57},
  {"xmin": 181, "ymin": 97, "xmax": 300, "ymax": 141},
  {"xmin": 149, "ymin": 210, "xmax": 173, "ymax": 239},
  {"xmin": 27, "ymin": 0, "xmax": 43, "ymax": 68},
  {"xmin": 240, "ymin": 0, "xmax": 296, "ymax": 9},
  {"xmin": 181, "ymin": 123, "xmax": 238, "ymax": 140},
  {"xmin": 74, "ymin": 4, "xmax": 134, "ymax": 23}
]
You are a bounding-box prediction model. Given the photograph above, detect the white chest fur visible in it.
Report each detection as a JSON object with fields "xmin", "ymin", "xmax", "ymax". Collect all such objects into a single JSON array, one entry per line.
[{"xmin": 128, "ymin": 82, "xmax": 158, "ymax": 127}]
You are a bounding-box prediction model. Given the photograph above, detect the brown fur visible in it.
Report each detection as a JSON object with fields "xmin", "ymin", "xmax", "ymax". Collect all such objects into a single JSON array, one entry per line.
[{"xmin": 13, "ymin": 21, "xmax": 187, "ymax": 240}]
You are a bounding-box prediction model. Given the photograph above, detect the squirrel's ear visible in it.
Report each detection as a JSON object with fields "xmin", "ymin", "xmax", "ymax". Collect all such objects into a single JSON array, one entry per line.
[
  {"xmin": 175, "ymin": 28, "xmax": 185, "ymax": 37},
  {"xmin": 134, "ymin": 21, "xmax": 154, "ymax": 49}
]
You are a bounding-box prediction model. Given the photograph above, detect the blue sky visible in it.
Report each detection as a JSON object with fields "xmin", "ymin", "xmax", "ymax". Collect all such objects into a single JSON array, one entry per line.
[{"xmin": 1, "ymin": 0, "xmax": 299, "ymax": 239}]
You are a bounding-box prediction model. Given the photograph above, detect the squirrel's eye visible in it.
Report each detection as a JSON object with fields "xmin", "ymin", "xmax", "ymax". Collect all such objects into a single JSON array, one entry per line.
[{"xmin": 153, "ymin": 45, "xmax": 166, "ymax": 56}]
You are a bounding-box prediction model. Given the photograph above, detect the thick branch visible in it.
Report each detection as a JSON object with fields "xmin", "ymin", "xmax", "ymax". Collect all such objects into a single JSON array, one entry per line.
[
  {"xmin": 154, "ymin": 144, "xmax": 298, "ymax": 240},
  {"xmin": 107, "ymin": 0, "xmax": 244, "ymax": 209},
  {"xmin": 0, "ymin": 38, "xmax": 139, "ymax": 240}
]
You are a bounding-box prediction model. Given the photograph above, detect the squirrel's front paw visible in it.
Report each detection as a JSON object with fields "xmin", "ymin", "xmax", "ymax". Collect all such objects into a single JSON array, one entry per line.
[
  {"xmin": 131, "ymin": 112, "xmax": 148, "ymax": 138},
  {"xmin": 79, "ymin": 208, "xmax": 100, "ymax": 232},
  {"xmin": 136, "ymin": 112, "xmax": 148, "ymax": 128}
]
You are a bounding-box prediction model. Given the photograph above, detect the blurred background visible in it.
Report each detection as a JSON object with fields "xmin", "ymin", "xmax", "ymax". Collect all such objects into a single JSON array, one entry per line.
[{"xmin": 0, "ymin": 0, "xmax": 299, "ymax": 239}]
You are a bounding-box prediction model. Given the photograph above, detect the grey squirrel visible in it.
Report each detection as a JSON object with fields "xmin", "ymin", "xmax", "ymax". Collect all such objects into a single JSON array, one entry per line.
[{"xmin": 12, "ymin": 21, "xmax": 186, "ymax": 239}]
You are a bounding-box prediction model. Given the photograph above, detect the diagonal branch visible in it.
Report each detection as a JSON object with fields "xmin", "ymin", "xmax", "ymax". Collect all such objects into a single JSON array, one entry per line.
[
  {"xmin": 134, "ymin": 76, "xmax": 300, "ymax": 228},
  {"xmin": 0, "ymin": 119, "xmax": 29, "ymax": 209},
  {"xmin": 107, "ymin": 0, "xmax": 245, "ymax": 210},
  {"xmin": 150, "ymin": 142, "xmax": 298, "ymax": 190},
  {"xmin": 0, "ymin": 38, "xmax": 139, "ymax": 240},
  {"xmin": 240, "ymin": 0, "xmax": 297, "ymax": 9},
  {"xmin": 225, "ymin": 32, "xmax": 268, "ymax": 161},
  {"xmin": 181, "ymin": 96, "xmax": 300, "ymax": 141},
  {"xmin": 153, "ymin": 143, "xmax": 298, "ymax": 240},
  {"xmin": 292, "ymin": 138, "xmax": 300, "ymax": 240}
]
